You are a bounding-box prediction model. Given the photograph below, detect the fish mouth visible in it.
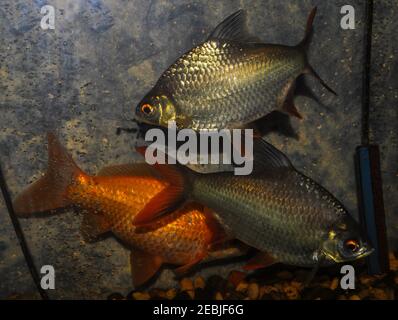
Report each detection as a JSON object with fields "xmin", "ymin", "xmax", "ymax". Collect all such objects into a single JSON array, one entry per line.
[{"xmin": 321, "ymin": 243, "xmax": 374, "ymax": 263}]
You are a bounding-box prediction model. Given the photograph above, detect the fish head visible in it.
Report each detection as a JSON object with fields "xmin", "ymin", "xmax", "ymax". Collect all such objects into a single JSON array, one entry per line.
[
  {"xmin": 135, "ymin": 93, "xmax": 176, "ymax": 128},
  {"xmin": 320, "ymin": 215, "xmax": 373, "ymax": 264}
]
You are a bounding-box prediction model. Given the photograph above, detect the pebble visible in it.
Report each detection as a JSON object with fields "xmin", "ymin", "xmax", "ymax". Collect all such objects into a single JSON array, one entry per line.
[
  {"xmin": 227, "ymin": 270, "xmax": 246, "ymax": 288},
  {"xmin": 215, "ymin": 292, "xmax": 224, "ymax": 300},
  {"xmin": 206, "ymin": 275, "xmax": 227, "ymax": 294},
  {"xmin": 165, "ymin": 288, "xmax": 177, "ymax": 300},
  {"xmin": 389, "ymin": 253, "xmax": 398, "ymax": 271},
  {"xmin": 180, "ymin": 278, "xmax": 194, "ymax": 292},
  {"xmin": 262, "ymin": 285, "xmax": 279, "ymax": 295},
  {"xmin": 194, "ymin": 276, "xmax": 206, "ymax": 289},
  {"xmin": 174, "ymin": 291, "xmax": 192, "ymax": 300},
  {"xmin": 302, "ymin": 287, "xmax": 335, "ymax": 300},
  {"xmin": 247, "ymin": 283, "xmax": 259, "ymax": 300},
  {"xmin": 358, "ymin": 289, "xmax": 370, "ymax": 299},
  {"xmin": 267, "ymin": 292, "xmax": 285, "ymax": 300},
  {"xmin": 117, "ymin": 252, "xmax": 398, "ymax": 301},
  {"xmin": 149, "ymin": 288, "xmax": 166, "ymax": 299},
  {"xmin": 371, "ymin": 288, "xmax": 389, "ymax": 300},
  {"xmin": 330, "ymin": 277, "xmax": 339, "ymax": 290},
  {"xmin": 107, "ymin": 292, "xmax": 124, "ymax": 300},
  {"xmin": 195, "ymin": 288, "xmax": 210, "ymax": 300},
  {"xmin": 132, "ymin": 292, "xmax": 151, "ymax": 300},
  {"xmin": 283, "ymin": 285, "xmax": 300, "ymax": 300},
  {"xmin": 236, "ymin": 281, "xmax": 249, "ymax": 293},
  {"xmin": 227, "ymin": 291, "xmax": 246, "ymax": 300},
  {"xmin": 359, "ymin": 275, "xmax": 375, "ymax": 286}
]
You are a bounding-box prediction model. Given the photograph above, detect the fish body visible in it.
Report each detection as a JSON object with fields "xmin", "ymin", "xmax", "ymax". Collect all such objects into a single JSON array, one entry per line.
[
  {"xmin": 13, "ymin": 134, "xmax": 241, "ymax": 286},
  {"xmin": 134, "ymin": 140, "xmax": 372, "ymax": 268},
  {"xmin": 68, "ymin": 174, "xmax": 213, "ymax": 266},
  {"xmin": 135, "ymin": 8, "xmax": 335, "ymax": 130},
  {"xmin": 190, "ymin": 169, "xmax": 343, "ymax": 266}
]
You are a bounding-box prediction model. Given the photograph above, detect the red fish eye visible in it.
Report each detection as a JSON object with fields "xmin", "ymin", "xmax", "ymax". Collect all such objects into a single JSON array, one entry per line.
[
  {"xmin": 141, "ymin": 104, "xmax": 154, "ymax": 115},
  {"xmin": 344, "ymin": 239, "xmax": 359, "ymax": 252}
]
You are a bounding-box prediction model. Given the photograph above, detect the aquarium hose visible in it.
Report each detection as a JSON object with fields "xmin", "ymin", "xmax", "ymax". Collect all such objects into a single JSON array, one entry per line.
[
  {"xmin": 0, "ymin": 164, "xmax": 50, "ymax": 300},
  {"xmin": 355, "ymin": 0, "xmax": 389, "ymax": 275}
]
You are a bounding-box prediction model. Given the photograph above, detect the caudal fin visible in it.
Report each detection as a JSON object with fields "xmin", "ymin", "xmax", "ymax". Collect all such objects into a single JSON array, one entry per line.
[
  {"xmin": 13, "ymin": 133, "xmax": 83, "ymax": 217},
  {"xmin": 297, "ymin": 7, "xmax": 337, "ymax": 96},
  {"xmin": 297, "ymin": 7, "xmax": 317, "ymax": 49}
]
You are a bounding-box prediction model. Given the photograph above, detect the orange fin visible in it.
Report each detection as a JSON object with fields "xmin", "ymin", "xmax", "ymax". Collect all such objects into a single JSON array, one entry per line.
[
  {"xmin": 13, "ymin": 132, "xmax": 83, "ymax": 217},
  {"xmin": 174, "ymin": 252, "xmax": 206, "ymax": 276},
  {"xmin": 203, "ymin": 207, "xmax": 231, "ymax": 248},
  {"xmin": 130, "ymin": 250, "xmax": 163, "ymax": 287},
  {"xmin": 132, "ymin": 184, "xmax": 185, "ymax": 226},
  {"xmin": 243, "ymin": 252, "xmax": 277, "ymax": 271},
  {"xmin": 80, "ymin": 211, "xmax": 112, "ymax": 242},
  {"xmin": 133, "ymin": 148, "xmax": 187, "ymax": 226}
]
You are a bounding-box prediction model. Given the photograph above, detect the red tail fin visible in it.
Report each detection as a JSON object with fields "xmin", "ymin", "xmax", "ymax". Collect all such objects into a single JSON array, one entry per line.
[{"xmin": 13, "ymin": 133, "xmax": 83, "ymax": 216}]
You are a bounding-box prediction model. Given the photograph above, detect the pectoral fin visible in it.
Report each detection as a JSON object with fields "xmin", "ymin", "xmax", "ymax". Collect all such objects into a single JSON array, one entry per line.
[
  {"xmin": 130, "ymin": 250, "xmax": 163, "ymax": 287},
  {"xmin": 133, "ymin": 146, "xmax": 187, "ymax": 226}
]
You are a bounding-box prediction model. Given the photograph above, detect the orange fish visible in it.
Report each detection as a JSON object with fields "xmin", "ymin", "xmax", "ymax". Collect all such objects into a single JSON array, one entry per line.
[{"xmin": 13, "ymin": 133, "xmax": 241, "ymax": 286}]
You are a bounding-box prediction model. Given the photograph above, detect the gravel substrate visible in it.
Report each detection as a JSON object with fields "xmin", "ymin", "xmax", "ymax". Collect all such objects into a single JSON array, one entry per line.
[{"xmin": 109, "ymin": 252, "xmax": 398, "ymax": 300}]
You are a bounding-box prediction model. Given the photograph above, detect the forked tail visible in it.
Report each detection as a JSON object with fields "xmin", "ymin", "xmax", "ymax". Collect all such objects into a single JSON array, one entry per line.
[
  {"xmin": 13, "ymin": 133, "xmax": 83, "ymax": 216},
  {"xmin": 297, "ymin": 7, "xmax": 337, "ymax": 95}
]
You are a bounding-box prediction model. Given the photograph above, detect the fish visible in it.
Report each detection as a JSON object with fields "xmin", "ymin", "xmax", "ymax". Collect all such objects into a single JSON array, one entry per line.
[
  {"xmin": 13, "ymin": 133, "xmax": 247, "ymax": 286},
  {"xmin": 132, "ymin": 139, "xmax": 373, "ymax": 269},
  {"xmin": 134, "ymin": 7, "xmax": 336, "ymax": 131}
]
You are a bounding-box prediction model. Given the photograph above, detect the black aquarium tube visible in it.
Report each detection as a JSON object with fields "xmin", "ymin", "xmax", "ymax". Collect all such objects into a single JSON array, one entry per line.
[
  {"xmin": 0, "ymin": 164, "xmax": 49, "ymax": 300},
  {"xmin": 355, "ymin": 0, "xmax": 389, "ymax": 274}
]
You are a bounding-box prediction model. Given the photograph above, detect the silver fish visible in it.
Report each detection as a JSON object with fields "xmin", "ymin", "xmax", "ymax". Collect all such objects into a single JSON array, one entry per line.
[
  {"xmin": 134, "ymin": 7, "xmax": 335, "ymax": 131},
  {"xmin": 133, "ymin": 139, "xmax": 372, "ymax": 268}
]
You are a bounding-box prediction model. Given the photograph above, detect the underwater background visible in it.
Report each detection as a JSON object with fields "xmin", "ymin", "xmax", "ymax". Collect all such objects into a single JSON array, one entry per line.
[{"xmin": 0, "ymin": 0, "xmax": 397, "ymax": 299}]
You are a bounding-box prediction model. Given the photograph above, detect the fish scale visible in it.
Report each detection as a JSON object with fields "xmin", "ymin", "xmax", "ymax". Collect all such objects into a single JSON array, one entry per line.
[
  {"xmin": 134, "ymin": 139, "xmax": 371, "ymax": 267},
  {"xmin": 135, "ymin": 9, "xmax": 333, "ymax": 130},
  {"xmin": 189, "ymin": 170, "xmax": 343, "ymax": 266},
  {"xmin": 161, "ymin": 41, "xmax": 303, "ymax": 130},
  {"xmin": 68, "ymin": 174, "xmax": 211, "ymax": 265}
]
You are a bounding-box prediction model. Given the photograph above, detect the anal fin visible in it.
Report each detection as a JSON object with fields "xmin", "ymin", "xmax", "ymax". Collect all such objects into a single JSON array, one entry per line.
[
  {"xmin": 243, "ymin": 251, "xmax": 277, "ymax": 271},
  {"xmin": 276, "ymin": 78, "xmax": 303, "ymax": 120},
  {"xmin": 130, "ymin": 250, "xmax": 163, "ymax": 287}
]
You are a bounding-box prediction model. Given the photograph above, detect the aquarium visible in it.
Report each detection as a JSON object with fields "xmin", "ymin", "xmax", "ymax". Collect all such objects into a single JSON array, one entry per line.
[{"xmin": 0, "ymin": 0, "xmax": 397, "ymax": 302}]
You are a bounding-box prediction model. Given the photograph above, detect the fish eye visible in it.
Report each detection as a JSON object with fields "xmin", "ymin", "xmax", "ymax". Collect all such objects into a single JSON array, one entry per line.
[
  {"xmin": 141, "ymin": 103, "xmax": 154, "ymax": 115},
  {"xmin": 344, "ymin": 239, "xmax": 360, "ymax": 253}
]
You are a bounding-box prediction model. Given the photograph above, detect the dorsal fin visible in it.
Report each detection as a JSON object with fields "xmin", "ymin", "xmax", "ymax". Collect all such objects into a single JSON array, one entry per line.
[
  {"xmin": 207, "ymin": 10, "xmax": 260, "ymax": 43},
  {"xmin": 252, "ymin": 138, "xmax": 294, "ymax": 172},
  {"xmin": 97, "ymin": 163, "xmax": 161, "ymax": 178}
]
